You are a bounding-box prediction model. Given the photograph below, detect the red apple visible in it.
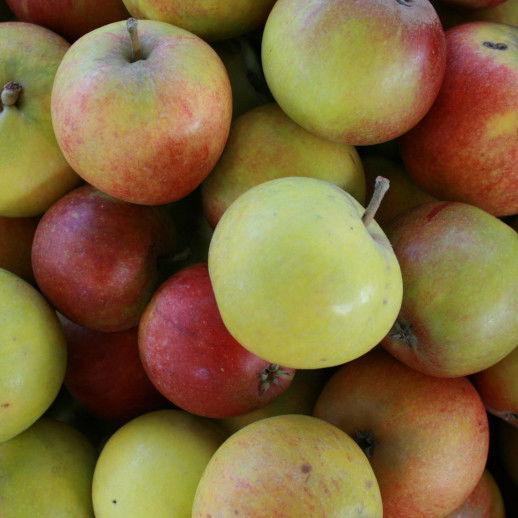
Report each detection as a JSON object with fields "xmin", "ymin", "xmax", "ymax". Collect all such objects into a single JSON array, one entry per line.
[
  {"xmin": 6, "ymin": 0, "xmax": 128, "ymax": 41},
  {"xmin": 32, "ymin": 185, "xmax": 177, "ymax": 332},
  {"xmin": 401, "ymin": 22, "xmax": 518, "ymax": 216},
  {"xmin": 139, "ymin": 263, "xmax": 295, "ymax": 418},
  {"xmin": 60, "ymin": 315, "xmax": 167, "ymax": 423},
  {"xmin": 313, "ymin": 348, "xmax": 489, "ymax": 518},
  {"xmin": 51, "ymin": 18, "xmax": 232, "ymax": 206}
]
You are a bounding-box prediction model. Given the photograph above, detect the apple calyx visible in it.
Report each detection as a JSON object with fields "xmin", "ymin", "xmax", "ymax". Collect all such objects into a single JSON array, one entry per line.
[
  {"xmin": 395, "ymin": 0, "xmax": 413, "ymax": 6},
  {"xmin": 482, "ymin": 41, "xmax": 508, "ymax": 51},
  {"xmin": 127, "ymin": 18, "xmax": 143, "ymax": 63},
  {"xmin": 1, "ymin": 81, "xmax": 22, "ymax": 107},
  {"xmin": 258, "ymin": 364, "xmax": 291, "ymax": 396},
  {"xmin": 388, "ymin": 319, "xmax": 417, "ymax": 349},
  {"xmin": 353, "ymin": 430, "xmax": 376, "ymax": 459},
  {"xmin": 362, "ymin": 176, "xmax": 390, "ymax": 227}
]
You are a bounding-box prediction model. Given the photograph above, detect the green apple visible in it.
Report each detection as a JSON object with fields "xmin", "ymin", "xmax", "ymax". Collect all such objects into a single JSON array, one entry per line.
[
  {"xmin": 202, "ymin": 103, "xmax": 366, "ymax": 227},
  {"xmin": 0, "ymin": 418, "xmax": 97, "ymax": 517},
  {"xmin": 0, "ymin": 268, "xmax": 67, "ymax": 443},
  {"xmin": 92, "ymin": 409, "xmax": 226, "ymax": 518},
  {"xmin": 0, "ymin": 22, "xmax": 80, "ymax": 217},
  {"xmin": 208, "ymin": 176, "xmax": 402, "ymax": 369}
]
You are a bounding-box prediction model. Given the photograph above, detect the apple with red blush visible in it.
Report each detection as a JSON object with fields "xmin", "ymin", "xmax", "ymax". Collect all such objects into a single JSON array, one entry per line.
[{"xmin": 139, "ymin": 262, "xmax": 295, "ymax": 419}]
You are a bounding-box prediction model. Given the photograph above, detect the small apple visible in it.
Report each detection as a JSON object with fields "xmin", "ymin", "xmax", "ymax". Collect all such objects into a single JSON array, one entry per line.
[
  {"xmin": 32, "ymin": 185, "xmax": 177, "ymax": 332},
  {"xmin": 6, "ymin": 0, "xmax": 128, "ymax": 41},
  {"xmin": 209, "ymin": 176, "xmax": 402, "ymax": 369},
  {"xmin": 192, "ymin": 414, "xmax": 382, "ymax": 517},
  {"xmin": 51, "ymin": 18, "xmax": 232, "ymax": 206},
  {"xmin": 202, "ymin": 103, "xmax": 366, "ymax": 227},
  {"xmin": 0, "ymin": 22, "xmax": 80, "ymax": 217},
  {"xmin": 262, "ymin": 0, "xmax": 446, "ymax": 145}
]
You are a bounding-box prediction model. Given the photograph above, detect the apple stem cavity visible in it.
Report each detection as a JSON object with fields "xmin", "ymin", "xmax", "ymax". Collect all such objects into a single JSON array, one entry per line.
[
  {"xmin": 1, "ymin": 81, "xmax": 22, "ymax": 107},
  {"xmin": 127, "ymin": 18, "xmax": 143, "ymax": 63},
  {"xmin": 362, "ymin": 176, "xmax": 390, "ymax": 227},
  {"xmin": 389, "ymin": 319, "xmax": 418, "ymax": 349},
  {"xmin": 258, "ymin": 364, "xmax": 291, "ymax": 396},
  {"xmin": 353, "ymin": 430, "xmax": 376, "ymax": 458}
]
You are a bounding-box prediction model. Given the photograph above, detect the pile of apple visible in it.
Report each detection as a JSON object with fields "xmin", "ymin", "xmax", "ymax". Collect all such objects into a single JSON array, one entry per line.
[{"xmin": 0, "ymin": 0, "xmax": 517, "ymax": 516}]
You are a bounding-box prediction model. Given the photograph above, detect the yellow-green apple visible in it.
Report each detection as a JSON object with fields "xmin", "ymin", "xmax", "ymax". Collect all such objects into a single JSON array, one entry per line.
[
  {"xmin": 313, "ymin": 348, "xmax": 489, "ymax": 518},
  {"xmin": 445, "ymin": 469, "xmax": 505, "ymax": 518},
  {"xmin": 60, "ymin": 316, "xmax": 167, "ymax": 424},
  {"xmin": 401, "ymin": 22, "xmax": 518, "ymax": 216},
  {"xmin": 472, "ymin": 346, "xmax": 518, "ymax": 428},
  {"xmin": 261, "ymin": 0, "xmax": 446, "ymax": 146},
  {"xmin": 51, "ymin": 18, "xmax": 232, "ymax": 206},
  {"xmin": 31, "ymin": 185, "xmax": 177, "ymax": 332},
  {"xmin": 0, "ymin": 418, "xmax": 97, "ymax": 518},
  {"xmin": 0, "ymin": 22, "xmax": 80, "ymax": 217},
  {"xmin": 192, "ymin": 414, "xmax": 382, "ymax": 517},
  {"xmin": 122, "ymin": 0, "xmax": 277, "ymax": 41},
  {"xmin": 382, "ymin": 201, "xmax": 518, "ymax": 377},
  {"xmin": 497, "ymin": 421, "xmax": 518, "ymax": 486},
  {"xmin": 202, "ymin": 103, "xmax": 366, "ymax": 227},
  {"xmin": 92, "ymin": 409, "xmax": 226, "ymax": 518},
  {"xmin": 209, "ymin": 176, "xmax": 403, "ymax": 369},
  {"xmin": 0, "ymin": 215, "xmax": 39, "ymax": 283},
  {"xmin": 0, "ymin": 268, "xmax": 66, "ymax": 443},
  {"xmin": 362, "ymin": 155, "xmax": 437, "ymax": 229},
  {"xmin": 6, "ymin": 0, "xmax": 128, "ymax": 41}
]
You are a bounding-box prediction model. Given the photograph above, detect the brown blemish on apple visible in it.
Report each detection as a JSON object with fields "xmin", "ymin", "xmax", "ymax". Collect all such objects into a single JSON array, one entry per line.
[
  {"xmin": 365, "ymin": 480, "xmax": 373, "ymax": 489},
  {"xmin": 301, "ymin": 463, "xmax": 312, "ymax": 473},
  {"xmin": 1, "ymin": 402, "xmax": 10, "ymax": 408}
]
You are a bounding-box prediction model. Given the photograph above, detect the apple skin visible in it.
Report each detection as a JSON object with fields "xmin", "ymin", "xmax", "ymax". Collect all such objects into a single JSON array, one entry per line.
[
  {"xmin": 362, "ymin": 155, "xmax": 437, "ymax": 230},
  {"xmin": 382, "ymin": 201, "xmax": 518, "ymax": 378},
  {"xmin": 0, "ymin": 22, "xmax": 81, "ymax": 218},
  {"xmin": 92, "ymin": 409, "xmax": 227, "ymax": 518},
  {"xmin": 262, "ymin": 0, "xmax": 446, "ymax": 146},
  {"xmin": 60, "ymin": 316, "xmax": 167, "ymax": 424},
  {"xmin": 445, "ymin": 469, "xmax": 505, "ymax": 518},
  {"xmin": 139, "ymin": 263, "xmax": 295, "ymax": 418},
  {"xmin": 0, "ymin": 269, "xmax": 67, "ymax": 443},
  {"xmin": 472, "ymin": 346, "xmax": 518, "ymax": 429},
  {"xmin": 32, "ymin": 185, "xmax": 177, "ymax": 332},
  {"xmin": 0, "ymin": 418, "xmax": 97, "ymax": 518},
  {"xmin": 193, "ymin": 414, "xmax": 382, "ymax": 517},
  {"xmin": 401, "ymin": 22, "xmax": 518, "ymax": 217},
  {"xmin": 208, "ymin": 176, "xmax": 403, "ymax": 369},
  {"xmin": 313, "ymin": 348, "xmax": 490, "ymax": 518},
  {"xmin": 6, "ymin": 0, "xmax": 128, "ymax": 41},
  {"xmin": 122, "ymin": 0, "xmax": 276, "ymax": 41},
  {"xmin": 0, "ymin": 215, "xmax": 38, "ymax": 283},
  {"xmin": 202, "ymin": 103, "xmax": 366, "ymax": 228},
  {"xmin": 51, "ymin": 19, "xmax": 232, "ymax": 206}
]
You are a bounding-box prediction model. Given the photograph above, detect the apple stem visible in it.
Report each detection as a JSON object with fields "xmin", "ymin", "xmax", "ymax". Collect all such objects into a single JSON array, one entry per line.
[
  {"xmin": 127, "ymin": 18, "xmax": 142, "ymax": 63},
  {"xmin": 362, "ymin": 176, "xmax": 390, "ymax": 227},
  {"xmin": 1, "ymin": 81, "xmax": 22, "ymax": 107}
]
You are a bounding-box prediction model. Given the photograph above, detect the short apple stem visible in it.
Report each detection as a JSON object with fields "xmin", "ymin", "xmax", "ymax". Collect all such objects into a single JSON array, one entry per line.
[
  {"xmin": 1, "ymin": 81, "xmax": 22, "ymax": 107},
  {"xmin": 362, "ymin": 176, "xmax": 390, "ymax": 227},
  {"xmin": 127, "ymin": 18, "xmax": 142, "ymax": 63}
]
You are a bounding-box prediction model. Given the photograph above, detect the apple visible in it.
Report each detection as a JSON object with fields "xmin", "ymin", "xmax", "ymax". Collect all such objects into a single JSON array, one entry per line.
[
  {"xmin": 313, "ymin": 348, "xmax": 489, "ymax": 518},
  {"xmin": 6, "ymin": 0, "xmax": 128, "ymax": 41},
  {"xmin": 60, "ymin": 316, "xmax": 167, "ymax": 424},
  {"xmin": 0, "ymin": 22, "xmax": 80, "ymax": 218},
  {"xmin": 209, "ymin": 176, "xmax": 402, "ymax": 369},
  {"xmin": 0, "ymin": 215, "xmax": 39, "ymax": 283},
  {"xmin": 202, "ymin": 103, "xmax": 366, "ymax": 228},
  {"xmin": 472, "ymin": 346, "xmax": 518, "ymax": 428},
  {"xmin": 92, "ymin": 409, "xmax": 226, "ymax": 518},
  {"xmin": 445, "ymin": 469, "xmax": 505, "ymax": 518},
  {"xmin": 122, "ymin": 0, "xmax": 277, "ymax": 41},
  {"xmin": 139, "ymin": 262, "xmax": 295, "ymax": 418},
  {"xmin": 261, "ymin": 0, "xmax": 446, "ymax": 146},
  {"xmin": 381, "ymin": 201, "xmax": 518, "ymax": 377},
  {"xmin": 0, "ymin": 418, "xmax": 97, "ymax": 517},
  {"xmin": 401, "ymin": 22, "xmax": 518, "ymax": 216},
  {"xmin": 193, "ymin": 414, "xmax": 382, "ymax": 517},
  {"xmin": 32, "ymin": 185, "xmax": 177, "ymax": 332},
  {"xmin": 51, "ymin": 18, "xmax": 232, "ymax": 206},
  {"xmin": 0, "ymin": 269, "xmax": 67, "ymax": 443},
  {"xmin": 362, "ymin": 155, "xmax": 437, "ymax": 229}
]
